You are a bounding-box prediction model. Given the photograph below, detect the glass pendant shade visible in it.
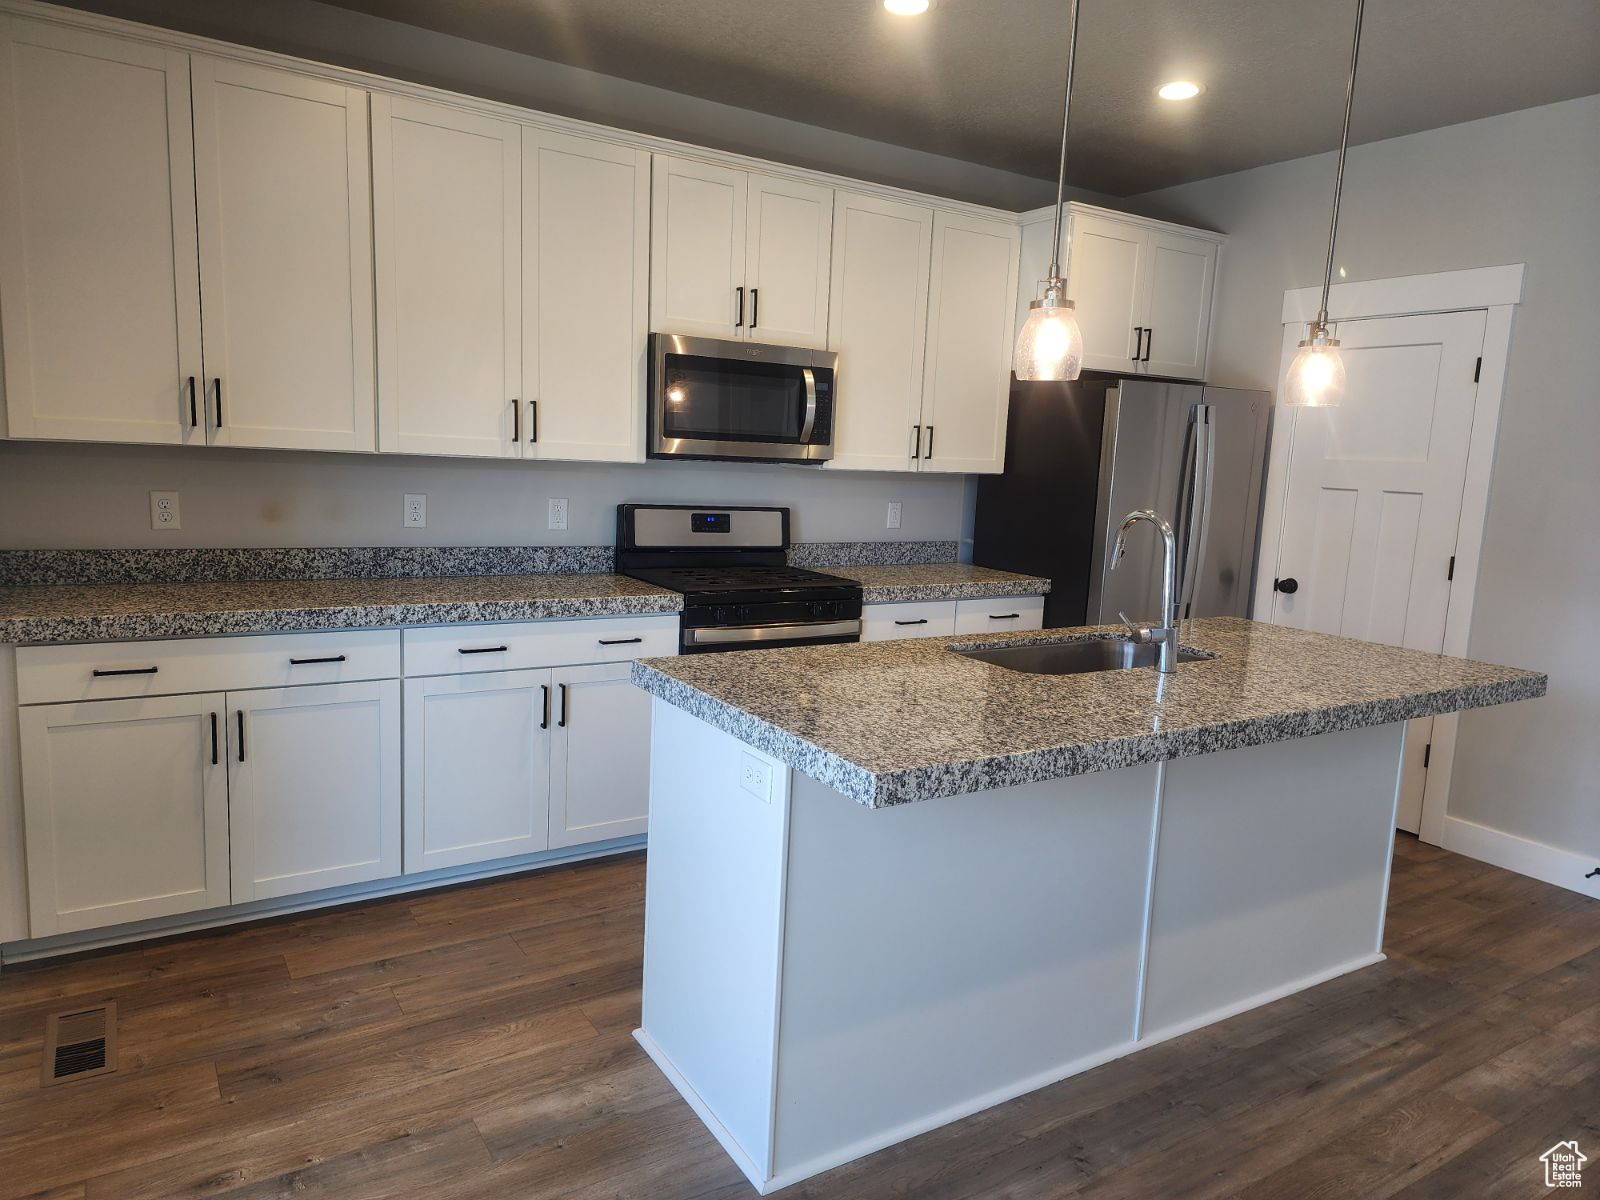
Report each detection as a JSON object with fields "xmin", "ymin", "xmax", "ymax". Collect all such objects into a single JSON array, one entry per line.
[
  {"xmin": 1013, "ymin": 293, "xmax": 1083, "ymax": 381},
  {"xmin": 1285, "ymin": 330, "xmax": 1345, "ymax": 407}
]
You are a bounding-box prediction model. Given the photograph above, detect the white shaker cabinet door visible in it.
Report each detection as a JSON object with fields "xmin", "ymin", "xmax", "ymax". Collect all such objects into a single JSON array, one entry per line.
[
  {"xmin": 192, "ymin": 57, "xmax": 375, "ymax": 451},
  {"xmin": 650, "ymin": 154, "xmax": 747, "ymax": 340},
  {"xmin": 0, "ymin": 18, "xmax": 203, "ymax": 444},
  {"xmin": 1064, "ymin": 211, "xmax": 1147, "ymax": 374},
  {"xmin": 919, "ymin": 211, "xmax": 1019, "ymax": 474},
  {"xmin": 403, "ymin": 669, "xmax": 553, "ymax": 873},
  {"xmin": 744, "ymin": 171, "xmax": 832, "ymax": 350},
  {"xmin": 824, "ymin": 191, "xmax": 932, "ymax": 472},
  {"xmin": 525, "ymin": 129, "xmax": 650, "ymax": 462},
  {"xmin": 549, "ymin": 662, "xmax": 651, "ymax": 848},
  {"xmin": 19, "ymin": 694, "xmax": 230, "ymax": 936},
  {"xmin": 1140, "ymin": 230, "xmax": 1217, "ymax": 380},
  {"xmin": 227, "ymin": 680, "xmax": 400, "ymax": 901},
  {"xmin": 373, "ymin": 94, "xmax": 522, "ymax": 458}
]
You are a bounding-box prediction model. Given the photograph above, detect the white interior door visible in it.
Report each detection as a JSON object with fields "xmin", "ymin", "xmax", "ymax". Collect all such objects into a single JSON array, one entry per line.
[
  {"xmin": 372, "ymin": 94, "xmax": 521, "ymax": 458},
  {"xmin": 549, "ymin": 662, "xmax": 652, "ymax": 848},
  {"xmin": 192, "ymin": 57, "xmax": 375, "ymax": 451},
  {"xmin": 1064, "ymin": 211, "xmax": 1146, "ymax": 373},
  {"xmin": 1260, "ymin": 309, "xmax": 1487, "ymax": 831},
  {"xmin": 744, "ymin": 172, "xmax": 832, "ymax": 349},
  {"xmin": 650, "ymin": 154, "xmax": 746, "ymax": 339},
  {"xmin": 0, "ymin": 18, "xmax": 203, "ymax": 444}
]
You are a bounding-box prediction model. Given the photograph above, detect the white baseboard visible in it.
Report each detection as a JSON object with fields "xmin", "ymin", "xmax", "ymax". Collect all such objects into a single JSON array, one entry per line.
[
  {"xmin": 1440, "ymin": 816, "xmax": 1600, "ymax": 901},
  {"xmin": 632, "ymin": 1028, "xmax": 769, "ymax": 1193}
]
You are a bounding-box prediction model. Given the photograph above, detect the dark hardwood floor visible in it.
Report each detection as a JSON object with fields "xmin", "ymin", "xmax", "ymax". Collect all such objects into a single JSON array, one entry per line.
[{"xmin": 1, "ymin": 834, "xmax": 1596, "ymax": 1199}]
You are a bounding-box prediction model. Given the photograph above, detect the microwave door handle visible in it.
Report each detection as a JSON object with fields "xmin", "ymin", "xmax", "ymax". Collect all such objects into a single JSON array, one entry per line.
[{"xmin": 798, "ymin": 367, "xmax": 818, "ymax": 443}]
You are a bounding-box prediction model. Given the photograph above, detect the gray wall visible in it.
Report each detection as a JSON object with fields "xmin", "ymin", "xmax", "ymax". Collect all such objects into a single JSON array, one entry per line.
[{"xmin": 1135, "ymin": 93, "xmax": 1600, "ymax": 860}]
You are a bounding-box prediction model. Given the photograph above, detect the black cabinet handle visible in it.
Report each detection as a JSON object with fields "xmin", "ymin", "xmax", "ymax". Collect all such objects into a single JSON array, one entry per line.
[
  {"xmin": 512, "ymin": 398, "xmax": 520, "ymax": 442},
  {"xmin": 734, "ymin": 286, "xmax": 744, "ymax": 328},
  {"xmin": 557, "ymin": 682, "xmax": 568, "ymax": 728},
  {"xmin": 210, "ymin": 712, "xmax": 219, "ymax": 765},
  {"xmin": 92, "ymin": 666, "xmax": 158, "ymax": 677},
  {"xmin": 1273, "ymin": 577, "xmax": 1300, "ymax": 594},
  {"xmin": 988, "ymin": 613, "xmax": 1021, "ymax": 620},
  {"xmin": 925, "ymin": 425, "xmax": 934, "ymax": 460},
  {"xmin": 289, "ymin": 654, "xmax": 346, "ymax": 665},
  {"xmin": 598, "ymin": 636, "xmax": 643, "ymax": 646},
  {"xmin": 1132, "ymin": 327, "xmax": 1144, "ymax": 363},
  {"xmin": 458, "ymin": 645, "xmax": 509, "ymax": 655},
  {"xmin": 187, "ymin": 376, "xmax": 198, "ymax": 428},
  {"xmin": 214, "ymin": 378, "xmax": 223, "ymax": 428},
  {"xmin": 911, "ymin": 424, "xmax": 921, "ymax": 460},
  {"xmin": 236, "ymin": 710, "xmax": 246, "ymax": 762},
  {"xmin": 540, "ymin": 683, "xmax": 550, "ymax": 730},
  {"xmin": 1142, "ymin": 328, "xmax": 1153, "ymax": 364},
  {"xmin": 529, "ymin": 399, "xmax": 538, "ymax": 444},
  {"xmin": 894, "ymin": 618, "xmax": 929, "ymax": 626},
  {"xmin": 750, "ymin": 288, "xmax": 759, "ymax": 330}
]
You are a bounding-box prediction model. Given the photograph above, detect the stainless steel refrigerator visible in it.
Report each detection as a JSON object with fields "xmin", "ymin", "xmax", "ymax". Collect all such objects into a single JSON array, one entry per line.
[{"xmin": 972, "ymin": 374, "xmax": 1272, "ymax": 630}]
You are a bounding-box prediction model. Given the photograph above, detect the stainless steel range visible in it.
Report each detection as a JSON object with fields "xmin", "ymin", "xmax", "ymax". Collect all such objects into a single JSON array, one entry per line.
[{"xmin": 615, "ymin": 504, "xmax": 862, "ymax": 654}]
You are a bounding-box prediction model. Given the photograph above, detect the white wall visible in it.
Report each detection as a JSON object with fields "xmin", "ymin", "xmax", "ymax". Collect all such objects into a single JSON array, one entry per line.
[{"xmin": 1135, "ymin": 94, "xmax": 1600, "ymax": 861}]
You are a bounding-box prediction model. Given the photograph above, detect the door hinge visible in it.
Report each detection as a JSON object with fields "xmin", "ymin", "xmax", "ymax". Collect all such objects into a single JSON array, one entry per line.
[
  {"xmin": 1473, "ymin": 356, "xmax": 1482, "ymax": 383},
  {"xmin": 1423, "ymin": 743, "xmax": 1431, "ymax": 769},
  {"xmin": 1447, "ymin": 554, "xmax": 1456, "ymax": 581}
]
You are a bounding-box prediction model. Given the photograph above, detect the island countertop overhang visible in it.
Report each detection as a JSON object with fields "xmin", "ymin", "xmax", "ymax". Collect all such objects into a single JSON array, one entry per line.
[{"xmin": 630, "ymin": 616, "xmax": 1547, "ymax": 808}]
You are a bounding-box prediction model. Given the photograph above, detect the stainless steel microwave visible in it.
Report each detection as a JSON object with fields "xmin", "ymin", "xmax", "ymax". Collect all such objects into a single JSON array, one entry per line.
[{"xmin": 648, "ymin": 333, "xmax": 837, "ymax": 463}]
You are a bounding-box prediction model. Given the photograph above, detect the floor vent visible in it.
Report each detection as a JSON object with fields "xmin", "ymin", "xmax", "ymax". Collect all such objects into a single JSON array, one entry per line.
[{"xmin": 42, "ymin": 1002, "xmax": 117, "ymax": 1086}]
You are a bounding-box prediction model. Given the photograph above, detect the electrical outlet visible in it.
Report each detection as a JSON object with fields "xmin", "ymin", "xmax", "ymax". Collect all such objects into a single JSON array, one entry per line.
[
  {"xmin": 739, "ymin": 752, "xmax": 773, "ymax": 802},
  {"xmin": 548, "ymin": 497, "xmax": 569, "ymax": 531},
  {"xmin": 149, "ymin": 491, "xmax": 180, "ymax": 530},
  {"xmin": 404, "ymin": 493, "xmax": 426, "ymax": 528},
  {"xmin": 886, "ymin": 501, "xmax": 903, "ymax": 530}
]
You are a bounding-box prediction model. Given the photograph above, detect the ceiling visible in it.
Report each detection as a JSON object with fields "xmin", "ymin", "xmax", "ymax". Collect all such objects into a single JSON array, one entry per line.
[{"xmin": 308, "ymin": 0, "xmax": 1600, "ymax": 195}]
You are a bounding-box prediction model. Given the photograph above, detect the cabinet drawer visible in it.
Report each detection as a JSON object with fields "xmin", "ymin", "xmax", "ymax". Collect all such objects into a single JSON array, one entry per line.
[
  {"xmin": 861, "ymin": 600, "xmax": 957, "ymax": 642},
  {"xmin": 402, "ymin": 614, "xmax": 678, "ymax": 677},
  {"xmin": 953, "ymin": 596, "xmax": 1045, "ymax": 635},
  {"xmin": 17, "ymin": 630, "xmax": 402, "ymax": 705}
]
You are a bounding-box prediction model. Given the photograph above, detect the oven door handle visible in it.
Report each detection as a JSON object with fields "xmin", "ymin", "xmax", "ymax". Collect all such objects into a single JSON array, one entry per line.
[
  {"xmin": 798, "ymin": 367, "xmax": 818, "ymax": 444},
  {"xmin": 684, "ymin": 619, "xmax": 860, "ymax": 647}
]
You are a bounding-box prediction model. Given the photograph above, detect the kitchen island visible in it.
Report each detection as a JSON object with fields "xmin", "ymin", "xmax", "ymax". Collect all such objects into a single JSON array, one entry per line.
[{"xmin": 628, "ymin": 617, "xmax": 1545, "ymax": 1194}]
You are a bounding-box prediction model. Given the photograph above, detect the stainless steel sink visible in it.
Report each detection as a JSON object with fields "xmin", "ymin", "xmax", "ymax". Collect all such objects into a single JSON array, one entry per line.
[{"xmin": 953, "ymin": 638, "xmax": 1210, "ymax": 676}]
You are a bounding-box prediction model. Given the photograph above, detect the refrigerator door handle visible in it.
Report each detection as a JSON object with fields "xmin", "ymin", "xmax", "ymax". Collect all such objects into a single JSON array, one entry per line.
[{"xmin": 1179, "ymin": 404, "xmax": 1217, "ymax": 620}]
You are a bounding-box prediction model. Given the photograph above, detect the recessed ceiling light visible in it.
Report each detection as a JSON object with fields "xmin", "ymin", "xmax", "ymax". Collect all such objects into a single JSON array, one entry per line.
[
  {"xmin": 1157, "ymin": 80, "xmax": 1204, "ymax": 101},
  {"xmin": 884, "ymin": 0, "xmax": 932, "ymax": 14}
]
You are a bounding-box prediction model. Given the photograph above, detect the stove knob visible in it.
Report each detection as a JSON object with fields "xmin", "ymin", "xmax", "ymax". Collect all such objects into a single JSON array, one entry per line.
[{"xmin": 713, "ymin": 606, "xmax": 730, "ymax": 624}]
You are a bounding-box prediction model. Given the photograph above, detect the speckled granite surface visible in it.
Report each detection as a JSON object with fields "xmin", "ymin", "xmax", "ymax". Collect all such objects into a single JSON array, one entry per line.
[
  {"xmin": 632, "ymin": 617, "xmax": 1546, "ymax": 807},
  {"xmin": 787, "ymin": 541, "xmax": 959, "ymax": 568},
  {"xmin": 0, "ymin": 574, "xmax": 681, "ymax": 643},
  {"xmin": 834, "ymin": 563, "xmax": 1051, "ymax": 602}
]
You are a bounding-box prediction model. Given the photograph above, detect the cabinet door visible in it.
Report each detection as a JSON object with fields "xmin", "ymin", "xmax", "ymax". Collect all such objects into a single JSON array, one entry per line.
[
  {"xmin": 952, "ymin": 595, "xmax": 1046, "ymax": 635},
  {"xmin": 19, "ymin": 694, "xmax": 229, "ymax": 935},
  {"xmin": 525, "ymin": 129, "xmax": 650, "ymax": 462},
  {"xmin": 650, "ymin": 154, "xmax": 746, "ymax": 339},
  {"xmin": 744, "ymin": 172, "xmax": 832, "ymax": 349},
  {"xmin": 1065, "ymin": 211, "xmax": 1147, "ymax": 373},
  {"xmin": 0, "ymin": 19, "xmax": 202, "ymax": 444},
  {"xmin": 192, "ymin": 57, "xmax": 375, "ymax": 451},
  {"xmin": 403, "ymin": 670, "xmax": 552, "ymax": 873},
  {"xmin": 549, "ymin": 662, "xmax": 651, "ymax": 848},
  {"xmin": 373, "ymin": 95, "xmax": 521, "ymax": 458},
  {"xmin": 1140, "ymin": 231, "xmax": 1218, "ymax": 380},
  {"xmin": 824, "ymin": 191, "xmax": 932, "ymax": 472},
  {"xmin": 919, "ymin": 211, "xmax": 1019, "ymax": 474},
  {"xmin": 861, "ymin": 601, "xmax": 958, "ymax": 642},
  {"xmin": 228, "ymin": 680, "xmax": 400, "ymax": 901}
]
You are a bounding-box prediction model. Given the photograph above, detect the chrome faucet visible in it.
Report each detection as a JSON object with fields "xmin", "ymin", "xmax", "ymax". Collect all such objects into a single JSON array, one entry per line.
[{"xmin": 1109, "ymin": 508, "xmax": 1181, "ymax": 674}]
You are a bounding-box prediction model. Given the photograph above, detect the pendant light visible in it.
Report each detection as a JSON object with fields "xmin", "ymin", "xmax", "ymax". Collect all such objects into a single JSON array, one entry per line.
[
  {"xmin": 1285, "ymin": 0, "xmax": 1366, "ymax": 407},
  {"xmin": 1012, "ymin": 0, "xmax": 1084, "ymax": 382}
]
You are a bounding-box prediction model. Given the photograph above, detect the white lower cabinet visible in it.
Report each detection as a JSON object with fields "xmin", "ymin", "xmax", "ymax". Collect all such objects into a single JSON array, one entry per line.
[
  {"xmin": 863, "ymin": 595, "xmax": 1046, "ymax": 642},
  {"xmin": 549, "ymin": 662, "xmax": 651, "ymax": 849},
  {"xmin": 404, "ymin": 669, "xmax": 553, "ymax": 873},
  {"xmin": 952, "ymin": 596, "xmax": 1046, "ymax": 635},
  {"xmin": 227, "ymin": 680, "xmax": 401, "ymax": 901},
  {"xmin": 19, "ymin": 693, "xmax": 231, "ymax": 936}
]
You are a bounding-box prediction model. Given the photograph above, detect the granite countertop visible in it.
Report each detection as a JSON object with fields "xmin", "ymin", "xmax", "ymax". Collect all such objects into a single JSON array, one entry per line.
[
  {"xmin": 0, "ymin": 574, "xmax": 682, "ymax": 644},
  {"xmin": 829, "ymin": 563, "xmax": 1052, "ymax": 603},
  {"xmin": 631, "ymin": 617, "xmax": 1547, "ymax": 808}
]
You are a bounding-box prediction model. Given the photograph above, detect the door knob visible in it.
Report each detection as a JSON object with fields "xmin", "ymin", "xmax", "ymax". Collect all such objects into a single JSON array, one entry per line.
[{"xmin": 1273, "ymin": 577, "xmax": 1299, "ymax": 594}]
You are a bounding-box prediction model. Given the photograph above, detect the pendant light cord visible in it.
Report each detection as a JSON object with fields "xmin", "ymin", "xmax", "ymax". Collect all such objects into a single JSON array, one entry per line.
[
  {"xmin": 1316, "ymin": 0, "xmax": 1365, "ymax": 326},
  {"xmin": 1046, "ymin": 0, "xmax": 1081, "ymax": 281}
]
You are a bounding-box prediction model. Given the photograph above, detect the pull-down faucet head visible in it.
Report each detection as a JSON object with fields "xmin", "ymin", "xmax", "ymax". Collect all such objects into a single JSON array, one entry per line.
[{"xmin": 1109, "ymin": 508, "xmax": 1181, "ymax": 673}]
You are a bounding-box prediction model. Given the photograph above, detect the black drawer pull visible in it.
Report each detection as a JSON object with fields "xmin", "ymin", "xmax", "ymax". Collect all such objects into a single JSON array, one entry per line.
[
  {"xmin": 92, "ymin": 666, "xmax": 158, "ymax": 677},
  {"xmin": 458, "ymin": 645, "xmax": 509, "ymax": 655},
  {"xmin": 894, "ymin": 619, "xmax": 929, "ymax": 626},
  {"xmin": 988, "ymin": 613, "xmax": 1022, "ymax": 620},
  {"xmin": 289, "ymin": 654, "xmax": 346, "ymax": 665},
  {"xmin": 598, "ymin": 637, "xmax": 643, "ymax": 646}
]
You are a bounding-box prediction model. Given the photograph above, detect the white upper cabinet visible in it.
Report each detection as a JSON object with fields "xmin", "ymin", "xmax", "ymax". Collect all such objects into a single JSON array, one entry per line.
[
  {"xmin": 372, "ymin": 95, "xmax": 521, "ymax": 459},
  {"xmin": 825, "ymin": 190, "xmax": 932, "ymax": 472},
  {"xmin": 651, "ymin": 154, "xmax": 832, "ymax": 347},
  {"xmin": 192, "ymin": 57, "xmax": 375, "ymax": 450},
  {"xmin": 524, "ymin": 128, "xmax": 650, "ymax": 462},
  {"xmin": 1061, "ymin": 210, "xmax": 1147, "ymax": 372},
  {"xmin": 1139, "ymin": 229, "xmax": 1219, "ymax": 379},
  {"xmin": 0, "ymin": 19, "xmax": 203, "ymax": 444},
  {"xmin": 919, "ymin": 211, "xmax": 1020, "ymax": 474}
]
